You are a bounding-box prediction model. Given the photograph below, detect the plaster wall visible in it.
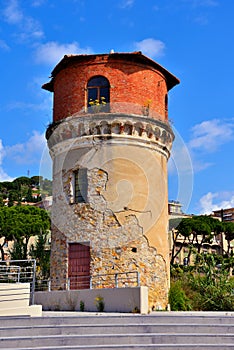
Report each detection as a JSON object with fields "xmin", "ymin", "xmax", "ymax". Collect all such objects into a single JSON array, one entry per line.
[
  {"xmin": 35, "ymin": 286, "xmax": 148, "ymax": 314},
  {"xmin": 49, "ymin": 116, "xmax": 171, "ymax": 309}
]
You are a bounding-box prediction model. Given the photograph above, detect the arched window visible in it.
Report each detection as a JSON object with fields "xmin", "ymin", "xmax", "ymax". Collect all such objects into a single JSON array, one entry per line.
[{"xmin": 87, "ymin": 76, "xmax": 110, "ymax": 111}]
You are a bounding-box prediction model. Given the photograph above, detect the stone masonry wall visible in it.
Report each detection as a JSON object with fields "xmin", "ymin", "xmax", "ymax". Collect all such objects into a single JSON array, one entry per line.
[
  {"xmin": 45, "ymin": 53, "xmax": 178, "ymax": 311},
  {"xmin": 50, "ymin": 167, "xmax": 168, "ymax": 310}
]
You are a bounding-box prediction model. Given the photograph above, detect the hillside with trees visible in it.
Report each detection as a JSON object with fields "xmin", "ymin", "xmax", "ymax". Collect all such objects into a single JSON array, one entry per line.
[{"xmin": 0, "ymin": 176, "xmax": 52, "ymax": 206}]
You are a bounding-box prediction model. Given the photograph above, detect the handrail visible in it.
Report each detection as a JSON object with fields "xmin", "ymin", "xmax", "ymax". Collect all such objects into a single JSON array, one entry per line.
[{"xmin": 35, "ymin": 271, "xmax": 140, "ymax": 292}]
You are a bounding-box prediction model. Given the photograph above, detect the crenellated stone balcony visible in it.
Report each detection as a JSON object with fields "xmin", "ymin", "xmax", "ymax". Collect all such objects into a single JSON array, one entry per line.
[{"xmin": 46, "ymin": 113, "xmax": 174, "ymax": 159}]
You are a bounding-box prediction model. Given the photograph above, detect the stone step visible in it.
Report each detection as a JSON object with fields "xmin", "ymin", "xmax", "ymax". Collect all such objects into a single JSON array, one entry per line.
[
  {"xmin": 1, "ymin": 323, "xmax": 234, "ymax": 337},
  {"xmin": 6, "ymin": 345, "xmax": 234, "ymax": 350},
  {"xmin": 1, "ymin": 313, "xmax": 234, "ymax": 349},
  {"xmin": 1, "ymin": 312, "xmax": 234, "ymax": 326},
  {"xmin": 1, "ymin": 333, "xmax": 234, "ymax": 348},
  {"xmin": 0, "ymin": 305, "xmax": 42, "ymax": 317}
]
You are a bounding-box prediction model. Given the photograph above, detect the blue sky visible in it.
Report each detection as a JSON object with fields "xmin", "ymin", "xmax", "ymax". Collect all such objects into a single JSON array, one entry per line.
[{"xmin": 0, "ymin": 0, "xmax": 234, "ymax": 215}]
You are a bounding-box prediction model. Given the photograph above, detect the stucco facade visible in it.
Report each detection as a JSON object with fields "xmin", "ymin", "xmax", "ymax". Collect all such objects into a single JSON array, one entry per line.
[{"xmin": 43, "ymin": 52, "xmax": 179, "ymax": 310}]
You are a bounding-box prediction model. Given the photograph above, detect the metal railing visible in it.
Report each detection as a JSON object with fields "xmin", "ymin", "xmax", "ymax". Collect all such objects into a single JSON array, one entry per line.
[
  {"xmin": 0, "ymin": 259, "xmax": 36, "ymax": 304},
  {"xmin": 35, "ymin": 271, "xmax": 140, "ymax": 292}
]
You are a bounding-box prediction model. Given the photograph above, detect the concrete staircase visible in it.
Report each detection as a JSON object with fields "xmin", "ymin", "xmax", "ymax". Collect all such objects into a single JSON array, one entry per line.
[
  {"xmin": 0, "ymin": 283, "xmax": 41, "ymax": 317},
  {"xmin": 0, "ymin": 311, "xmax": 234, "ymax": 349}
]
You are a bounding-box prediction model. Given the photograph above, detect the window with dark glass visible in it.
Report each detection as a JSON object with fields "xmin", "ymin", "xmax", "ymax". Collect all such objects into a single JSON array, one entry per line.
[
  {"xmin": 74, "ymin": 168, "xmax": 88, "ymax": 203},
  {"xmin": 87, "ymin": 76, "xmax": 110, "ymax": 111}
]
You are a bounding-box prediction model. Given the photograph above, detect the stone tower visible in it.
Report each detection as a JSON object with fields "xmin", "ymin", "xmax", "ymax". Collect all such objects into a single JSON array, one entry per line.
[{"xmin": 43, "ymin": 52, "xmax": 179, "ymax": 309}]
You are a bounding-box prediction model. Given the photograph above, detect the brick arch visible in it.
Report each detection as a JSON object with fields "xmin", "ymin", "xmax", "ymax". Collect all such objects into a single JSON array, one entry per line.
[{"xmin": 87, "ymin": 75, "xmax": 110, "ymax": 109}]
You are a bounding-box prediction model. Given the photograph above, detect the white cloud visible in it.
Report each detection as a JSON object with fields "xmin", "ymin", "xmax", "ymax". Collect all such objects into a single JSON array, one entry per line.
[
  {"xmin": 31, "ymin": 0, "xmax": 46, "ymax": 7},
  {"xmin": 119, "ymin": 0, "xmax": 135, "ymax": 8},
  {"xmin": 0, "ymin": 140, "xmax": 5, "ymax": 166},
  {"xmin": 0, "ymin": 133, "xmax": 46, "ymax": 181},
  {"xmin": 189, "ymin": 119, "xmax": 234, "ymax": 152},
  {"xmin": 34, "ymin": 41, "xmax": 93, "ymax": 66},
  {"xmin": 2, "ymin": 0, "xmax": 44, "ymax": 41},
  {"xmin": 0, "ymin": 39, "xmax": 10, "ymax": 51},
  {"xmin": 5, "ymin": 131, "xmax": 46, "ymax": 165},
  {"xmin": 199, "ymin": 191, "xmax": 234, "ymax": 214},
  {"xmin": 194, "ymin": 15, "xmax": 209, "ymax": 25},
  {"xmin": 189, "ymin": 158, "xmax": 213, "ymax": 172},
  {"xmin": 0, "ymin": 140, "xmax": 14, "ymax": 182},
  {"xmin": 4, "ymin": 73, "xmax": 52, "ymax": 112},
  {"xmin": 181, "ymin": 0, "xmax": 218, "ymax": 7},
  {"xmin": 134, "ymin": 38, "xmax": 165, "ymax": 58},
  {"xmin": 6, "ymin": 97, "xmax": 52, "ymax": 113},
  {"xmin": 185, "ymin": 118, "xmax": 234, "ymax": 173},
  {"xmin": 3, "ymin": 0, "xmax": 23, "ymax": 24},
  {"xmin": 0, "ymin": 168, "xmax": 14, "ymax": 182}
]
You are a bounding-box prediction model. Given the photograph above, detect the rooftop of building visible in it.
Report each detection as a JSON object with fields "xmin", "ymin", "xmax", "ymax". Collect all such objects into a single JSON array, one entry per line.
[{"xmin": 42, "ymin": 51, "xmax": 180, "ymax": 92}]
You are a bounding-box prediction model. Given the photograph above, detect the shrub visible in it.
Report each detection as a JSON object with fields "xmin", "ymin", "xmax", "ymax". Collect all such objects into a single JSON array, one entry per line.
[
  {"xmin": 80, "ymin": 300, "xmax": 85, "ymax": 312},
  {"xmin": 95, "ymin": 295, "xmax": 105, "ymax": 312},
  {"xmin": 169, "ymin": 281, "xmax": 192, "ymax": 311},
  {"xmin": 170, "ymin": 253, "xmax": 234, "ymax": 311}
]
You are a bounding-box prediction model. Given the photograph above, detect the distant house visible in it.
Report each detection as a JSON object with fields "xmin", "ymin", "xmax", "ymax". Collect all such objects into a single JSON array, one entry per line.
[
  {"xmin": 32, "ymin": 196, "xmax": 52, "ymax": 211},
  {"xmin": 213, "ymin": 207, "xmax": 234, "ymax": 223},
  {"xmin": 168, "ymin": 200, "xmax": 190, "ymax": 219},
  {"xmin": 168, "ymin": 201, "xmax": 232, "ymax": 265}
]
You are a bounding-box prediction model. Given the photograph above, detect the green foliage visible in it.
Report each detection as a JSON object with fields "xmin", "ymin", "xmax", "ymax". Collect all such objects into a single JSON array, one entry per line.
[
  {"xmin": 29, "ymin": 232, "xmax": 50, "ymax": 280},
  {"xmin": 40, "ymin": 178, "xmax": 52, "ymax": 196},
  {"xmin": 170, "ymin": 253, "xmax": 234, "ymax": 311},
  {"xmin": 80, "ymin": 300, "xmax": 85, "ymax": 312},
  {"xmin": 188, "ymin": 253, "xmax": 234, "ymax": 311},
  {"xmin": 170, "ymin": 215, "xmax": 231, "ymax": 265},
  {"xmin": 0, "ymin": 205, "xmax": 50, "ymax": 260},
  {"xmin": 8, "ymin": 190, "xmax": 19, "ymax": 206},
  {"xmin": 95, "ymin": 295, "xmax": 105, "ymax": 312},
  {"xmin": 169, "ymin": 218, "xmax": 182, "ymax": 231},
  {"xmin": 169, "ymin": 280, "xmax": 192, "ymax": 311},
  {"xmin": 10, "ymin": 240, "xmax": 25, "ymax": 260},
  {"xmin": 30, "ymin": 176, "xmax": 43, "ymax": 187},
  {"xmin": 223, "ymin": 222, "xmax": 234, "ymax": 255},
  {"xmin": 0, "ymin": 175, "xmax": 52, "ymax": 205}
]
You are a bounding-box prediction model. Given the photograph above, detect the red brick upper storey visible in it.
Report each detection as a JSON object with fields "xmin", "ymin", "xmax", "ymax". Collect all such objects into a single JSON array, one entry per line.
[{"xmin": 42, "ymin": 52, "xmax": 180, "ymax": 123}]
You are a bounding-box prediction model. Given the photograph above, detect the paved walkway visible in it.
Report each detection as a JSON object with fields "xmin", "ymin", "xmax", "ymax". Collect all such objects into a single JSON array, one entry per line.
[{"xmin": 42, "ymin": 310, "xmax": 234, "ymax": 317}]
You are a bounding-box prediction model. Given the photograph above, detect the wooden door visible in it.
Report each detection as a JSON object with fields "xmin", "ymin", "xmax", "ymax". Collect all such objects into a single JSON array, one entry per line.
[{"xmin": 68, "ymin": 243, "xmax": 90, "ymax": 289}]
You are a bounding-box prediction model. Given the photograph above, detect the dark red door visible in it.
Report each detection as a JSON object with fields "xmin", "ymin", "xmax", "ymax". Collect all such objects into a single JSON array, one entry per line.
[{"xmin": 68, "ymin": 243, "xmax": 90, "ymax": 289}]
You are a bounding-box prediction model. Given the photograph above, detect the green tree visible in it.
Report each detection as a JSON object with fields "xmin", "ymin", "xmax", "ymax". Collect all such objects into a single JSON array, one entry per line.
[
  {"xmin": 25, "ymin": 187, "xmax": 33, "ymax": 202},
  {"xmin": 169, "ymin": 280, "xmax": 192, "ymax": 311},
  {"xmin": 0, "ymin": 205, "xmax": 50, "ymax": 260},
  {"xmin": 0, "ymin": 176, "xmax": 52, "ymax": 205},
  {"xmin": 223, "ymin": 222, "xmax": 234, "ymax": 256},
  {"xmin": 189, "ymin": 252, "xmax": 234, "ymax": 311},
  {"xmin": 0, "ymin": 206, "xmax": 18, "ymax": 260},
  {"xmin": 170, "ymin": 215, "xmax": 224, "ymax": 265},
  {"xmin": 40, "ymin": 178, "xmax": 52, "ymax": 196},
  {"xmin": 30, "ymin": 176, "xmax": 43, "ymax": 187},
  {"xmin": 0, "ymin": 195, "xmax": 4, "ymax": 207},
  {"xmin": 29, "ymin": 232, "xmax": 50, "ymax": 280},
  {"xmin": 13, "ymin": 176, "xmax": 31, "ymax": 187},
  {"xmin": 8, "ymin": 190, "xmax": 19, "ymax": 206}
]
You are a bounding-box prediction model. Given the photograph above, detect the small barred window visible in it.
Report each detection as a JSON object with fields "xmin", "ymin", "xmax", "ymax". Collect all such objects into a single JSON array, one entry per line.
[{"xmin": 74, "ymin": 168, "xmax": 88, "ymax": 203}]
